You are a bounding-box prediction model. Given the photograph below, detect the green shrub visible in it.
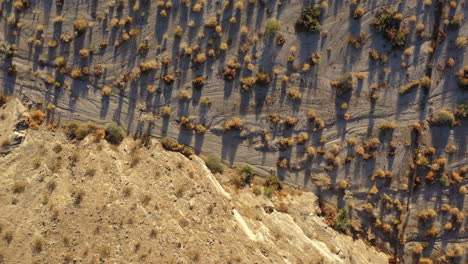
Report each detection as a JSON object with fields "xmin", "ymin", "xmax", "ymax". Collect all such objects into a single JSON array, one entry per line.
[
  {"xmin": 75, "ymin": 125, "xmax": 91, "ymax": 140},
  {"xmin": 265, "ymin": 18, "xmax": 281, "ymax": 36},
  {"xmin": 454, "ymin": 102, "xmax": 468, "ymax": 119},
  {"xmin": 430, "ymin": 110, "xmax": 454, "ymax": 126},
  {"xmin": 238, "ymin": 164, "xmax": 256, "ymax": 185},
  {"xmin": 105, "ymin": 122, "xmax": 124, "ymax": 144},
  {"xmin": 264, "ymin": 175, "xmax": 282, "ymax": 191},
  {"xmin": 65, "ymin": 122, "xmax": 79, "ymax": 138},
  {"xmin": 372, "ymin": 8, "xmax": 408, "ymax": 48},
  {"xmin": 295, "ymin": 6, "xmax": 321, "ymax": 32},
  {"xmin": 336, "ymin": 73, "xmax": 353, "ymax": 95},
  {"xmin": 205, "ymin": 154, "xmax": 224, "ymax": 173},
  {"xmin": 333, "ymin": 208, "xmax": 350, "ymax": 233}
]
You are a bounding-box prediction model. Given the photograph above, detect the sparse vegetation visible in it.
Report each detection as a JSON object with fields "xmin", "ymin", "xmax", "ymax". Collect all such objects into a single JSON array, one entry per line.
[
  {"xmin": 296, "ymin": 5, "xmax": 321, "ymax": 32},
  {"xmin": 334, "ymin": 208, "xmax": 350, "ymax": 233},
  {"xmin": 205, "ymin": 154, "xmax": 224, "ymax": 173},
  {"xmin": 105, "ymin": 122, "xmax": 125, "ymax": 144}
]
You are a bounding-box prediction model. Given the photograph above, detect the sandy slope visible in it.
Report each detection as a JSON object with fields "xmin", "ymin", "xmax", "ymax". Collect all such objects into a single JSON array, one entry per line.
[{"xmin": 0, "ymin": 98, "xmax": 388, "ymax": 263}]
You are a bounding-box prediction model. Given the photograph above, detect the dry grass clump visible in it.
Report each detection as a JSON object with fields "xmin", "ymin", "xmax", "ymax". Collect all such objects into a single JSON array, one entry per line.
[
  {"xmin": 139, "ymin": 60, "xmax": 160, "ymax": 73},
  {"xmin": 161, "ymin": 106, "xmax": 171, "ymax": 117},
  {"xmin": 240, "ymin": 76, "xmax": 256, "ymax": 91},
  {"xmin": 353, "ymin": 7, "xmax": 365, "ymax": 18},
  {"xmin": 310, "ymin": 53, "xmax": 321, "ymax": 64},
  {"xmin": 277, "ymin": 157, "xmax": 289, "ymax": 169},
  {"xmin": 371, "ymin": 169, "xmax": 393, "ymax": 180},
  {"xmin": 224, "ymin": 117, "xmax": 243, "ymax": 131},
  {"xmin": 160, "ymin": 137, "xmax": 194, "ymax": 158},
  {"xmin": 310, "ymin": 173, "xmax": 331, "ymax": 190},
  {"xmin": 419, "ymin": 76, "xmax": 431, "ymax": 88},
  {"xmin": 418, "ymin": 209, "xmax": 437, "ymax": 221},
  {"xmin": 286, "ymin": 89, "xmax": 302, "ymax": 100},
  {"xmin": 200, "ymin": 96, "xmax": 212, "ymax": 106},
  {"xmin": 332, "ymin": 73, "xmax": 353, "ymax": 95},
  {"xmin": 283, "ymin": 116, "xmax": 298, "ymax": 126},
  {"xmin": 178, "ymin": 90, "xmax": 191, "ymax": 100},
  {"xmin": 425, "ymin": 226, "xmax": 439, "ymax": 238},
  {"xmin": 255, "ymin": 72, "xmax": 271, "ymax": 85},
  {"xmin": 429, "ymin": 110, "xmax": 454, "ymax": 126},
  {"xmin": 192, "ymin": 76, "xmax": 206, "ymax": 88},
  {"xmin": 69, "ymin": 67, "xmax": 85, "ymax": 79},
  {"xmin": 378, "ymin": 121, "xmax": 396, "ymax": 132},
  {"xmin": 29, "ymin": 109, "xmax": 46, "ymax": 129},
  {"xmin": 163, "ymin": 73, "xmax": 175, "ymax": 85},
  {"xmin": 73, "ymin": 18, "xmax": 89, "ymax": 34},
  {"xmin": 445, "ymin": 144, "xmax": 457, "ymax": 154},
  {"xmin": 446, "ymin": 244, "xmax": 464, "ymax": 258},
  {"xmin": 455, "ymin": 36, "xmax": 467, "ymax": 48},
  {"xmin": 279, "ymin": 137, "xmax": 296, "ymax": 149},
  {"xmin": 102, "ymin": 85, "xmax": 112, "ymax": 96},
  {"xmin": 267, "ymin": 114, "xmax": 281, "ymax": 123},
  {"xmin": 399, "ymin": 80, "xmax": 420, "ymax": 95},
  {"xmin": 204, "ymin": 17, "xmax": 218, "ymax": 27}
]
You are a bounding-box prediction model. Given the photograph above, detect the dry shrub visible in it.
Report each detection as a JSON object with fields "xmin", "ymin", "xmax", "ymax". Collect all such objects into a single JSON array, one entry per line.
[
  {"xmin": 29, "ymin": 110, "xmax": 46, "ymax": 129},
  {"xmin": 223, "ymin": 117, "xmax": 243, "ymax": 131},
  {"xmin": 255, "ymin": 72, "xmax": 271, "ymax": 85},
  {"xmin": 279, "ymin": 137, "xmax": 295, "ymax": 149},
  {"xmin": 102, "ymin": 85, "xmax": 112, "ymax": 96},
  {"xmin": 418, "ymin": 209, "xmax": 437, "ymax": 221},
  {"xmin": 399, "ymin": 80, "xmax": 419, "ymax": 95},
  {"xmin": 283, "ymin": 116, "xmax": 298, "ymax": 126},
  {"xmin": 192, "ymin": 76, "xmax": 206, "ymax": 88},
  {"xmin": 286, "ymin": 89, "xmax": 302, "ymax": 100},
  {"xmin": 425, "ymin": 226, "xmax": 439, "ymax": 238},
  {"xmin": 73, "ymin": 18, "xmax": 89, "ymax": 33},
  {"xmin": 161, "ymin": 106, "xmax": 171, "ymax": 117},
  {"xmin": 430, "ymin": 110, "xmax": 454, "ymax": 126},
  {"xmin": 378, "ymin": 121, "xmax": 396, "ymax": 131},
  {"xmin": 139, "ymin": 60, "xmax": 160, "ymax": 73},
  {"xmin": 163, "ymin": 73, "xmax": 175, "ymax": 84}
]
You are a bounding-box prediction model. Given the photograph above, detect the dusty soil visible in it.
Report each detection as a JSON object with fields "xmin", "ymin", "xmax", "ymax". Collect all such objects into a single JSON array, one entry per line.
[{"xmin": 0, "ymin": 0, "xmax": 466, "ymax": 262}]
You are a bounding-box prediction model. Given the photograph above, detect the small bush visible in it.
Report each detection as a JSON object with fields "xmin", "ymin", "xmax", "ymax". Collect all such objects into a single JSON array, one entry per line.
[
  {"xmin": 29, "ymin": 110, "xmax": 46, "ymax": 129},
  {"xmin": 223, "ymin": 117, "xmax": 243, "ymax": 131},
  {"xmin": 295, "ymin": 5, "xmax": 321, "ymax": 32},
  {"xmin": 430, "ymin": 110, "xmax": 454, "ymax": 126},
  {"xmin": 454, "ymin": 102, "xmax": 468, "ymax": 119},
  {"xmin": 73, "ymin": 18, "xmax": 89, "ymax": 34},
  {"xmin": 205, "ymin": 154, "xmax": 224, "ymax": 173},
  {"xmin": 265, "ymin": 18, "xmax": 281, "ymax": 36},
  {"xmin": 378, "ymin": 121, "xmax": 396, "ymax": 131},
  {"xmin": 238, "ymin": 164, "xmax": 256, "ymax": 185},
  {"xmin": 399, "ymin": 80, "xmax": 420, "ymax": 95},
  {"xmin": 264, "ymin": 175, "xmax": 282, "ymax": 191},
  {"xmin": 105, "ymin": 122, "xmax": 125, "ymax": 144},
  {"xmin": 334, "ymin": 208, "xmax": 350, "ymax": 233},
  {"xmin": 334, "ymin": 73, "xmax": 353, "ymax": 95},
  {"xmin": 255, "ymin": 72, "xmax": 271, "ymax": 85},
  {"xmin": 372, "ymin": 8, "xmax": 407, "ymax": 48}
]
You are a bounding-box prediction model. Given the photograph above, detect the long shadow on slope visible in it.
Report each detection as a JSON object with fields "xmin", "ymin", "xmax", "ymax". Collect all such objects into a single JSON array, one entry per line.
[{"xmin": 221, "ymin": 130, "xmax": 244, "ymax": 166}]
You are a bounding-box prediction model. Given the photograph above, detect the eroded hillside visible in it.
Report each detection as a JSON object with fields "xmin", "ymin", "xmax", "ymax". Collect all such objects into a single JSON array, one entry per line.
[
  {"xmin": 0, "ymin": 98, "xmax": 389, "ymax": 263},
  {"xmin": 0, "ymin": 0, "xmax": 467, "ymax": 263}
]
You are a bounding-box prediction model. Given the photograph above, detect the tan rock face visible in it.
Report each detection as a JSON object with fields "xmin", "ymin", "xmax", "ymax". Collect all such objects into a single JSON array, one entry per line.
[{"xmin": 0, "ymin": 99, "xmax": 387, "ymax": 263}]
